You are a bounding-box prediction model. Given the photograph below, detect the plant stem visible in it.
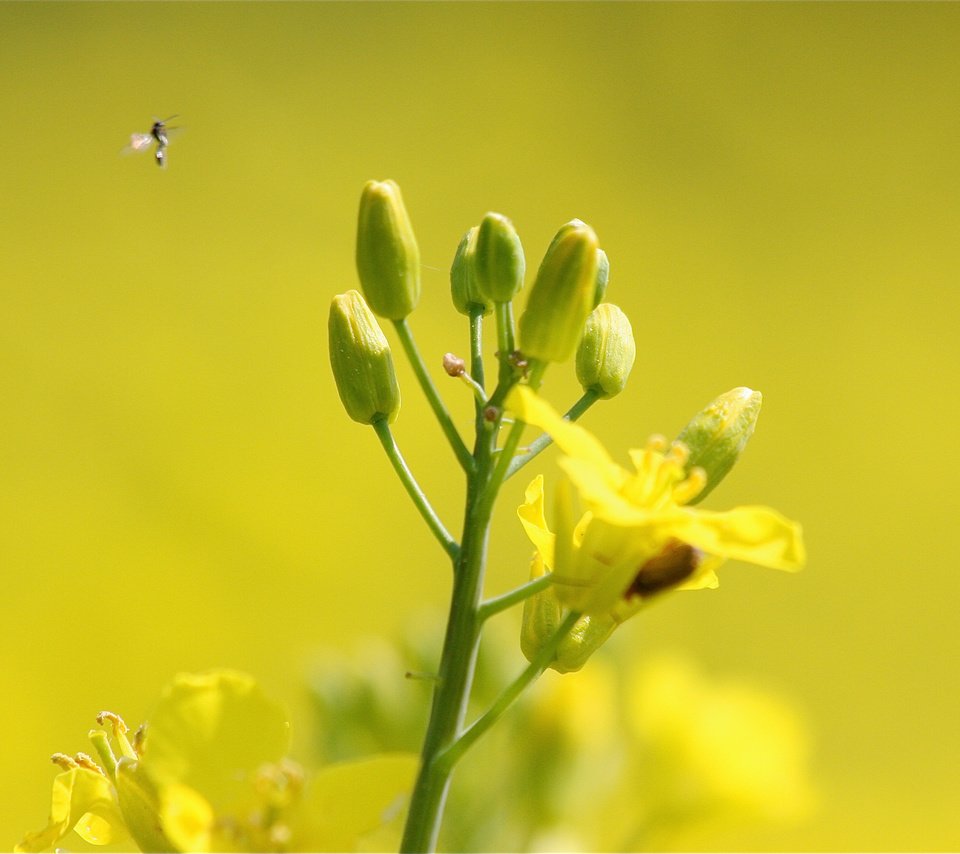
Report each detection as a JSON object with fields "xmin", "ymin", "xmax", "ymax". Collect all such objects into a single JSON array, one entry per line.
[
  {"xmin": 393, "ymin": 318, "xmax": 475, "ymax": 474},
  {"xmin": 400, "ymin": 335, "xmax": 551, "ymax": 851},
  {"xmin": 372, "ymin": 418, "xmax": 460, "ymax": 561},
  {"xmin": 477, "ymin": 573, "xmax": 553, "ymax": 623},
  {"xmin": 437, "ymin": 610, "xmax": 581, "ymax": 772},
  {"xmin": 469, "ymin": 308, "xmax": 485, "ymax": 406},
  {"xmin": 505, "ymin": 388, "xmax": 600, "ymax": 479},
  {"xmin": 400, "ymin": 436, "xmax": 495, "ymax": 852},
  {"xmin": 486, "ymin": 360, "xmax": 546, "ymax": 495}
]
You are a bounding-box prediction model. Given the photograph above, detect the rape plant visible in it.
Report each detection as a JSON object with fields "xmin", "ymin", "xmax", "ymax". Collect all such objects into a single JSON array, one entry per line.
[
  {"xmin": 331, "ymin": 180, "xmax": 806, "ymax": 852},
  {"xmin": 18, "ymin": 180, "xmax": 805, "ymax": 853}
]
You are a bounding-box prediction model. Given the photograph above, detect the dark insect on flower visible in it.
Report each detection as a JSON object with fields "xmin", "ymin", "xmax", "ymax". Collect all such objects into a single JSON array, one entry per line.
[
  {"xmin": 124, "ymin": 115, "xmax": 181, "ymax": 169},
  {"xmin": 625, "ymin": 540, "xmax": 703, "ymax": 599}
]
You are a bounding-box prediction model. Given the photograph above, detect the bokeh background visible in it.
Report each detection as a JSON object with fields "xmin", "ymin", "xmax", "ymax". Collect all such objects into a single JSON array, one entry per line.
[{"xmin": 3, "ymin": 2, "xmax": 959, "ymax": 850}]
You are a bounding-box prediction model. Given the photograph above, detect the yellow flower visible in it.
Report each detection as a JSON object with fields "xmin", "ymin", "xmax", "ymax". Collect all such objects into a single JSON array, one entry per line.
[
  {"xmin": 509, "ymin": 386, "xmax": 805, "ymax": 621},
  {"xmin": 17, "ymin": 670, "xmax": 417, "ymax": 853},
  {"xmin": 625, "ymin": 655, "xmax": 816, "ymax": 826}
]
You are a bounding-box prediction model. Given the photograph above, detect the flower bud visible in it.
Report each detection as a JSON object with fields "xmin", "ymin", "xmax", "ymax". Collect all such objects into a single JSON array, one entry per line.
[
  {"xmin": 355, "ymin": 179, "xmax": 420, "ymax": 320},
  {"xmin": 592, "ymin": 248, "xmax": 609, "ymax": 308},
  {"xmin": 575, "ymin": 303, "xmax": 636, "ymax": 399},
  {"xmin": 518, "ymin": 220, "xmax": 599, "ymax": 363},
  {"xmin": 450, "ymin": 227, "xmax": 492, "ymax": 316},
  {"xmin": 675, "ymin": 387, "xmax": 763, "ymax": 503},
  {"xmin": 554, "ymin": 613, "xmax": 617, "ymax": 674},
  {"xmin": 520, "ymin": 554, "xmax": 617, "ymax": 674},
  {"xmin": 520, "ymin": 553, "xmax": 562, "ymax": 665},
  {"xmin": 328, "ymin": 290, "xmax": 400, "ymax": 425},
  {"xmin": 474, "ymin": 212, "xmax": 525, "ymax": 303}
]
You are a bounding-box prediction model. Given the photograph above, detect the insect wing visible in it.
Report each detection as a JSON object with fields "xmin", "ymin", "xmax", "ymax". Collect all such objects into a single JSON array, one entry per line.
[
  {"xmin": 130, "ymin": 133, "xmax": 155, "ymax": 150},
  {"xmin": 122, "ymin": 133, "xmax": 155, "ymax": 156}
]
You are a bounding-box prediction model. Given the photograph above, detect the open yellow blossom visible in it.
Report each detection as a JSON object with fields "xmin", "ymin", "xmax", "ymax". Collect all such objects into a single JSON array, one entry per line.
[
  {"xmin": 508, "ymin": 386, "xmax": 805, "ymax": 620},
  {"xmin": 17, "ymin": 670, "xmax": 418, "ymax": 853}
]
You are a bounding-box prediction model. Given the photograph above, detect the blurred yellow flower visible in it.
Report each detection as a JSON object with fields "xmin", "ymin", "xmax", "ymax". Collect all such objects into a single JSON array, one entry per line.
[
  {"xmin": 17, "ymin": 670, "xmax": 417, "ymax": 853},
  {"xmin": 509, "ymin": 385, "xmax": 805, "ymax": 621},
  {"xmin": 627, "ymin": 655, "xmax": 815, "ymax": 823}
]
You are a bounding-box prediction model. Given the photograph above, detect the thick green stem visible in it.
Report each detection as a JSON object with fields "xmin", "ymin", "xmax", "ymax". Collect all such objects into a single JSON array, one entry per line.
[
  {"xmin": 372, "ymin": 419, "xmax": 460, "ymax": 561},
  {"xmin": 393, "ymin": 318, "xmax": 475, "ymax": 474},
  {"xmin": 400, "ymin": 443, "xmax": 494, "ymax": 852},
  {"xmin": 400, "ymin": 333, "xmax": 557, "ymax": 850}
]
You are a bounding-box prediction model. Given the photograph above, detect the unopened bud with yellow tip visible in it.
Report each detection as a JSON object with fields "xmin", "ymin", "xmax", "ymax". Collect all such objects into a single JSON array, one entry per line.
[
  {"xmin": 450, "ymin": 227, "xmax": 492, "ymax": 316},
  {"xmin": 518, "ymin": 219, "xmax": 599, "ymax": 363},
  {"xmin": 675, "ymin": 387, "xmax": 763, "ymax": 503},
  {"xmin": 575, "ymin": 303, "xmax": 636, "ymax": 399},
  {"xmin": 355, "ymin": 179, "xmax": 420, "ymax": 320},
  {"xmin": 328, "ymin": 290, "xmax": 400, "ymax": 425},
  {"xmin": 475, "ymin": 212, "xmax": 525, "ymax": 304}
]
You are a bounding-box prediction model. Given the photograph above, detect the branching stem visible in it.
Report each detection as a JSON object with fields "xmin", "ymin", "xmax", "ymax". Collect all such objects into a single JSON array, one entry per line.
[
  {"xmin": 372, "ymin": 418, "xmax": 460, "ymax": 561},
  {"xmin": 393, "ymin": 318, "xmax": 475, "ymax": 474}
]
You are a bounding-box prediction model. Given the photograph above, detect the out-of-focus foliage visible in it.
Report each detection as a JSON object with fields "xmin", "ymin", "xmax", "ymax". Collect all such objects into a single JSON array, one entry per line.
[{"xmin": 309, "ymin": 622, "xmax": 815, "ymax": 852}]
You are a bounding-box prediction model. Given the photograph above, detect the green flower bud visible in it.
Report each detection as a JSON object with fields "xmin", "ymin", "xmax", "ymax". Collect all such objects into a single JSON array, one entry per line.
[
  {"xmin": 521, "ymin": 553, "xmax": 617, "ymax": 674},
  {"xmin": 474, "ymin": 212, "xmax": 525, "ymax": 303},
  {"xmin": 592, "ymin": 248, "xmax": 609, "ymax": 308},
  {"xmin": 355, "ymin": 179, "xmax": 420, "ymax": 320},
  {"xmin": 520, "ymin": 556, "xmax": 562, "ymax": 661},
  {"xmin": 575, "ymin": 303, "xmax": 636, "ymax": 399},
  {"xmin": 328, "ymin": 290, "xmax": 400, "ymax": 425},
  {"xmin": 553, "ymin": 612, "xmax": 617, "ymax": 673},
  {"xmin": 450, "ymin": 227, "xmax": 492, "ymax": 316},
  {"xmin": 676, "ymin": 387, "xmax": 763, "ymax": 503},
  {"xmin": 518, "ymin": 220, "xmax": 599, "ymax": 363}
]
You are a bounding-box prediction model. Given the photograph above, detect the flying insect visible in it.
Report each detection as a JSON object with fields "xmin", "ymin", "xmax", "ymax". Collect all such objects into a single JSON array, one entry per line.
[{"xmin": 126, "ymin": 115, "xmax": 180, "ymax": 168}]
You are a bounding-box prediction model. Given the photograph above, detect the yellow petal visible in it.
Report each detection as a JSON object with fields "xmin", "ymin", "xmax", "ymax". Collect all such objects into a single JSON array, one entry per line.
[
  {"xmin": 506, "ymin": 387, "xmax": 622, "ymax": 486},
  {"xmin": 159, "ymin": 783, "xmax": 214, "ymax": 854},
  {"xmin": 557, "ymin": 456, "xmax": 635, "ymax": 517},
  {"xmin": 517, "ymin": 475, "xmax": 555, "ymax": 567},
  {"xmin": 16, "ymin": 768, "xmax": 124, "ymax": 853},
  {"xmin": 673, "ymin": 506, "xmax": 806, "ymax": 571},
  {"xmin": 144, "ymin": 670, "xmax": 291, "ymax": 812}
]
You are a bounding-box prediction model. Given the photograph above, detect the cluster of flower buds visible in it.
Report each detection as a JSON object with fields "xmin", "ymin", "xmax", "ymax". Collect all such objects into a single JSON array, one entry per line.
[{"xmin": 330, "ymin": 179, "xmax": 641, "ymax": 429}]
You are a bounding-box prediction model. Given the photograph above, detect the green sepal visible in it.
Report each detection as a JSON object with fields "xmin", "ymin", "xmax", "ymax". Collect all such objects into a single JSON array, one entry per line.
[
  {"xmin": 355, "ymin": 179, "xmax": 421, "ymax": 320},
  {"xmin": 115, "ymin": 758, "xmax": 178, "ymax": 853},
  {"xmin": 592, "ymin": 248, "xmax": 609, "ymax": 308},
  {"xmin": 575, "ymin": 303, "xmax": 636, "ymax": 399},
  {"xmin": 474, "ymin": 212, "xmax": 525, "ymax": 304},
  {"xmin": 676, "ymin": 387, "xmax": 763, "ymax": 503},
  {"xmin": 450, "ymin": 227, "xmax": 492, "ymax": 316},
  {"xmin": 329, "ymin": 290, "xmax": 401, "ymax": 425},
  {"xmin": 518, "ymin": 220, "xmax": 599, "ymax": 363}
]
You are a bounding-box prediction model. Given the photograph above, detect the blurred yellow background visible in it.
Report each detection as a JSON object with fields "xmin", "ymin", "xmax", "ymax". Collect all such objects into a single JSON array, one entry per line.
[{"xmin": 2, "ymin": 2, "xmax": 959, "ymax": 850}]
